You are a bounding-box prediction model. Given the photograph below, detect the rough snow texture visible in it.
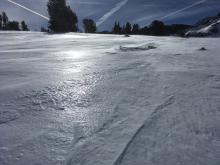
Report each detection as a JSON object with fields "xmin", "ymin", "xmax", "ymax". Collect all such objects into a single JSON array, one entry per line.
[{"xmin": 0, "ymin": 32, "xmax": 220, "ymax": 165}]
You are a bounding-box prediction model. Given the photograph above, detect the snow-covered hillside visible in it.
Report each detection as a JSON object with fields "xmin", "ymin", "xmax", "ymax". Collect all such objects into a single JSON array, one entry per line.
[
  {"xmin": 0, "ymin": 32, "xmax": 220, "ymax": 165},
  {"xmin": 186, "ymin": 13, "xmax": 220, "ymax": 37}
]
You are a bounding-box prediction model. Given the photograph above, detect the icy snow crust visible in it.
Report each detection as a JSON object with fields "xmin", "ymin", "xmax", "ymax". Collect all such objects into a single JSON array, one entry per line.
[{"xmin": 0, "ymin": 31, "xmax": 220, "ymax": 165}]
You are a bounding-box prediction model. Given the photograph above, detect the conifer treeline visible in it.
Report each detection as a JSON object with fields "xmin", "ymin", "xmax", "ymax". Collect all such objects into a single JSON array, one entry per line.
[
  {"xmin": 1, "ymin": 0, "xmax": 191, "ymax": 36},
  {"xmin": 46, "ymin": 0, "xmax": 191, "ymax": 36},
  {"xmin": 111, "ymin": 20, "xmax": 192, "ymax": 36},
  {"xmin": 0, "ymin": 12, "xmax": 29, "ymax": 31}
]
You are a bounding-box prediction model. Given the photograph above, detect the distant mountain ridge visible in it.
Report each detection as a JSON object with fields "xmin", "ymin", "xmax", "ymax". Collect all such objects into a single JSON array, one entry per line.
[{"xmin": 186, "ymin": 13, "xmax": 220, "ymax": 37}]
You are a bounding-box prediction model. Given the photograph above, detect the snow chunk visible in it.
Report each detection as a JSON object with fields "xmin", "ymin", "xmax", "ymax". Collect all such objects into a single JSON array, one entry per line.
[{"xmin": 119, "ymin": 43, "xmax": 157, "ymax": 52}]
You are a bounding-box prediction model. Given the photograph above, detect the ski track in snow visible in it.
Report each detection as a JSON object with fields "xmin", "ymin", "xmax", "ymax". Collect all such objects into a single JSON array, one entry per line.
[{"xmin": 0, "ymin": 32, "xmax": 220, "ymax": 165}]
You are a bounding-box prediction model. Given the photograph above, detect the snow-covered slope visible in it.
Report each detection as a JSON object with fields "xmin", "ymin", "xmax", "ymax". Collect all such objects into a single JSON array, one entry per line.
[
  {"xmin": 186, "ymin": 13, "xmax": 220, "ymax": 37},
  {"xmin": 0, "ymin": 32, "xmax": 220, "ymax": 165}
]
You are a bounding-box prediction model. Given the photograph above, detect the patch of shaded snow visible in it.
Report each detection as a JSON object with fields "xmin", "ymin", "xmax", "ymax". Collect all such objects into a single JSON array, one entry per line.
[{"xmin": 0, "ymin": 109, "xmax": 20, "ymax": 124}]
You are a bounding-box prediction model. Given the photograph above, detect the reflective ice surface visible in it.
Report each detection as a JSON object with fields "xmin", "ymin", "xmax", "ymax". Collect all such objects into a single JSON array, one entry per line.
[{"xmin": 0, "ymin": 32, "xmax": 220, "ymax": 165}]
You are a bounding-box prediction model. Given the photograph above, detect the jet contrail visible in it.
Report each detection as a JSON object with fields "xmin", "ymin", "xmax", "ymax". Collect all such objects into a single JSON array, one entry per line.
[
  {"xmin": 160, "ymin": 0, "xmax": 206, "ymax": 20},
  {"xmin": 96, "ymin": 0, "xmax": 128, "ymax": 27},
  {"xmin": 6, "ymin": 0, "xmax": 49, "ymax": 20}
]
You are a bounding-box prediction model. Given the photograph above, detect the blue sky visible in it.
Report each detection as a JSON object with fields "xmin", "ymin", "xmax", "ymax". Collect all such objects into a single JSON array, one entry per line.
[{"xmin": 0, "ymin": 0, "xmax": 220, "ymax": 31}]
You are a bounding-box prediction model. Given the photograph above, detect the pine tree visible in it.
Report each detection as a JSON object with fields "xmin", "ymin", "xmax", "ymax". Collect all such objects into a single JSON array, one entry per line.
[
  {"xmin": 83, "ymin": 19, "xmax": 96, "ymax": 33},
  {"xmin": 41, "ymin": 27, "xmax": 49, "ymax": 32},
  {"xmin": 149, "ymin": 20, "xmax": 166, "ymax": 36},
  {"xmin": 112, "ymin": 22, "xmax": 122, "ymax": 34},
  {"xmin": 125, "ymin": 22, "xmax": 132, "ymax": 34},
  {"xmin": 140, "ymin": 26, "xmax": 149, "ymax": 35},
  {"xmin": 47, "ymin": 0, "xmax": 78, "ymax": 32},
  {"xmin": 21, "ymin": 21, "xmax": 29, "ymax": 31},
  {"xmin": 121, "ymin": 25, "xmax": 126, "ymax": 34},
  {"xmin": 66, "ymin": 6, "xmax": 78, "ymax": 32},
  {"xmin": 0, "ymin": 14, "xmax": 2, "ymax": 30},
  {"xmin": 112, "ymin": 22, "xmax": 118, "ymax": 34},
  {"xmin": 6, "ymin": 21, "xmax": 20, "ymax": 31},
  {"xmin": 2, "ymin": 12, "xmax": 8, "ymax": 30},
  {"xmin": 132, "ymin": 24, "xmax": 139, "ymax": 34}
]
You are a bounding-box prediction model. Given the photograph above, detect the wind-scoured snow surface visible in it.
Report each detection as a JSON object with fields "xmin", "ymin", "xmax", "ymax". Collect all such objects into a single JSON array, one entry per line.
[{"xmin": 0, "ymin": 32, "xmax": 220, "ymax": 165}]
